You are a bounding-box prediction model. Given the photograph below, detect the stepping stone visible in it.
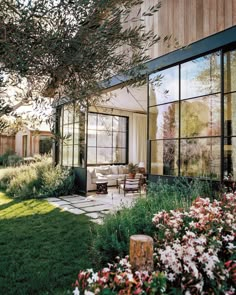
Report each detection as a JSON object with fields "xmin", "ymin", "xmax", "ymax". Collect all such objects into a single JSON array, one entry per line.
[
  {"xmin": 66, "ymin": 197, "xmax": 88, "ymax": 204},
  {"xmin": 51, "ymin": 200, "xmax": 70, "ymax": 206},
  {"xmin": 61, "ymin": 195, "xmax": 85, "ymax": 201},
  {"xmin": 66, "ymin": 208, "xmax": 85, "ymax": 215},
  {"xmin": 46, "ymin": 197, "xmax": 61, "ymax": 202},
  {"xmin": 61, "ymin": 205, "xmax": 75, "ymax": 210},
  {"xmin": 73, "ymin": 201, "xmax": 105, "ymax": 208},
  {"xmin": 85, "ymin": 212, "xmax": 102, "ymax": 219},
  {"xmin": 82, "ymin": 204, "xmax": 112, "ymax": 212}
]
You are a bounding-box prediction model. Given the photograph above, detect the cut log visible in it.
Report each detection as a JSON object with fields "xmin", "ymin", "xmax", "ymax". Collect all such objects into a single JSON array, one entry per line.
[{"xmin": 129, "ymin": 234, "xmax": 153, "ymax": 272}]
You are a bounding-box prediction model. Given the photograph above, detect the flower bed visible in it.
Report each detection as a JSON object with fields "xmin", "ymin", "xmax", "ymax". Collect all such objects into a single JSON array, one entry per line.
[{"xmin": 73, "ymin": 193, "xmax": 236, "ymax": 295}]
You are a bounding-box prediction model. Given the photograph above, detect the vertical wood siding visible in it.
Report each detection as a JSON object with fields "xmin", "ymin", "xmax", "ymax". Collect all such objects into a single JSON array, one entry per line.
[{"xmin": 130, "ymin": 0, "xmax": 236, "ymax": 59}]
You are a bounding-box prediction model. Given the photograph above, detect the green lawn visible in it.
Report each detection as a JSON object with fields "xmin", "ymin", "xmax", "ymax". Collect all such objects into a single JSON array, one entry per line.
[{"xmin": 0, "ymin": 191, "xmax": 95, "ymax": 295}]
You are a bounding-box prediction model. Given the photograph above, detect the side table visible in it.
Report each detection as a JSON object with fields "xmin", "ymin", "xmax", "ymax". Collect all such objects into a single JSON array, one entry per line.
[{"xmin": 96, "ymin": 180, "xmax": 108, "ymax": 194}]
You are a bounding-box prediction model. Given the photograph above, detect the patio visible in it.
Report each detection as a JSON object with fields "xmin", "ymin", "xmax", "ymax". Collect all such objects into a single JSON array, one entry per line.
[{"xmin": 46, "ymin": 187, "xmax": 146, "ymax": 224}]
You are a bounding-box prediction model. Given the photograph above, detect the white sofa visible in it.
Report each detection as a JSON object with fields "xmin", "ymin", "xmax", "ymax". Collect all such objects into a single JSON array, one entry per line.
[{"xmin": 87, "ymin": 165, "xmax": 129, "ymax": 191}]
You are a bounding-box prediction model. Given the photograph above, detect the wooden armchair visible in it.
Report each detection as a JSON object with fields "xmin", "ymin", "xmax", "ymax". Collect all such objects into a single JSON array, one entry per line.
[{"xmin": 119, "ymin": 175, "xmax": 142, "ymax": 196}]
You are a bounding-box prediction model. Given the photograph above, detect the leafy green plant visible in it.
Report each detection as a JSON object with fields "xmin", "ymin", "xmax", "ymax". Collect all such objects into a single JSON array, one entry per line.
[
  {"xmin": 91, "ymin": 178, "xmax": 214, "ymax": 268},
  {"xmin": 0, "ymin": 157, "xmax": 75, "ymax": 199}
]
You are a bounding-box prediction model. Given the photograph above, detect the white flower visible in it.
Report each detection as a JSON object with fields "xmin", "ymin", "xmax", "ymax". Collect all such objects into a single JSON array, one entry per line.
[
  {"xmin": 167, "ymin": 273, "xmax": 175, "ymax": 282},
  {"xmin": 85, "ymin": 291, "xmax": 95, "ymax": 295},
  {"xmin": 227, "ymin": 243, "xmax": 236, "ymax": 249},
  {"xmin": 87, "ymin": 278, "xmax": 93, "ymax": 284},
  {"xmin": 92, "ymin": 272, "xmax": 98, "ymax": 282},
  {"xmin": 73, "ymin": 287, "xmax": 80, "ymax": 295}
]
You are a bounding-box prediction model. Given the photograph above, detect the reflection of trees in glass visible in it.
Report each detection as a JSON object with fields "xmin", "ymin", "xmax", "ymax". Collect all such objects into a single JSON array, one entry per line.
[
  {"xmin": 163, "ymin": 140, "xmax": 178, "ymax": 176},
  {"xmin": 196, "ymin": 52, "xmax": 221, "ymax": 94},
  {"xmin": 181, "ymin": 138, "xmax": 220, "ymax": 179},
  {"xmin": 162, "ymin": 103, "xmax": 178, "ymax": 139}
]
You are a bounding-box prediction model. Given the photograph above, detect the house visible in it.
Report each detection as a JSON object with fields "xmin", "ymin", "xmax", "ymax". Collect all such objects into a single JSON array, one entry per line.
[
  {"xmin": 54, "ymin": 0, "xmax": 236, "ymax": 195},
  {"xmin": 15, "ymin": 127, "xmax": 52, "ymax": 158}
]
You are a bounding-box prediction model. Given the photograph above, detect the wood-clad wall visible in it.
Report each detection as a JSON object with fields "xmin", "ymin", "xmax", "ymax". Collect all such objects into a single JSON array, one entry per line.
[
  {"xmin": 0, "ymin": 135, "xmax": 15, "ymax": 155},
  {"xmin": 132, "ymin": 0, "xmax": 236, "ymax": 59}
]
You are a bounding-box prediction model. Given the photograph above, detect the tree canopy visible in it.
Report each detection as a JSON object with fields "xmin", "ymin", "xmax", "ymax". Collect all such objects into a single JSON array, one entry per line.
[{"xmin": 0, "ymin": 0, "xmax": 161, "ymax": 106}]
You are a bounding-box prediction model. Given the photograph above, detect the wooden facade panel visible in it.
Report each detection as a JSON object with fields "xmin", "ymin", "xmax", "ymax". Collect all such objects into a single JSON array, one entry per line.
[{"xmin": 131, "ymin": 0, "xmax": 236, "ymax": 59}]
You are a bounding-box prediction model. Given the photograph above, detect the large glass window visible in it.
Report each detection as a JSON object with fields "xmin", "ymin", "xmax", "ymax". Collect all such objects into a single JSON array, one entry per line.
[
  {"xmin": 60, "ymin": 103, "xmax": 86, "ymax": 167},
  {"xmin": 149, "ymin": 50, "xmax": 224, "ymax": 180},
  {"xmin": 181, "ymin": 52, "xmax": 221, "ymax": 99},
  {"xmin": 87, "ymin": 113, "xmax": 128, "ymax": 165}
]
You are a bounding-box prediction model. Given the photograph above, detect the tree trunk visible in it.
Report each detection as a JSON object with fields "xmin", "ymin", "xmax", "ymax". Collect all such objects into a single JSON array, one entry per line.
[{"xmin": 129, "ymin": 234, "xmax": 153, "ymax": 272}]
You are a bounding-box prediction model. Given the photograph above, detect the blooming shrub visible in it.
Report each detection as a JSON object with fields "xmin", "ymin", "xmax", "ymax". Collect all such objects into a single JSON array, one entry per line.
[
  {"xmin": 152, "ymin": 194, "xmax": 236, "ymax": 294},
  {"xmin": 73, "ymin": 257, "xmax": 166, "ymax": 295},
  {"xmin": 73, "ymin": 193, "xmax": 235, "ymax": 295}
]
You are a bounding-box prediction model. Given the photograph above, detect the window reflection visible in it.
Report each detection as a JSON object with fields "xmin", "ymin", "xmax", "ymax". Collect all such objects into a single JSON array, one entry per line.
[
  {"xmin": 224, "ymin": 137, "xmax": 236, "ymax": 181},
  {"xmin": 149, "ymin": 66, "xmax": 179, "ymax": 106},
  {"xmin": 180, "ymin": 138, "xmax": 220, "ymax": 179},
  {"xmin": 224, "ymin": 49, "xmax": 236, "ymax": 93},
  {"xmin": 181, "ymin": 52, "xmax": 220, "ymax": 99},
  {"xmin": 149, "ymin": 103, "xmax": 179, "ymax": 140},
  {"xmin": 151, "ymin": 140, "xmax": 179, "ymax": 176},
  {"xmin": 224, "ymin": 93, "xmax": 236, "ymax": 136},
  {"xmin": 181, "ymin": 95, "xmax": 221, "ymax": 137}
]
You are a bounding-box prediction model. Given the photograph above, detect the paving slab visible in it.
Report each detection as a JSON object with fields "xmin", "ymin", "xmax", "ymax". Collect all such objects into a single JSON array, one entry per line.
[
  {"xmin": 65, "ymin": 197, "xmax": 89, "ymax": 204},
  {"xmin": 66, "ymin": 208, "xmax": 85, "ymax": 215},
  {"xmin": 82, "ymin": 204, "xmax": 113, "ymax": 212},
  {"xmin": 73, "ymin": 201, "xmax": 105, "ymax": 208},
  {"xmin": 60, "ymin": 195, "xmax": 85, "ymax": 201},
  {"xmin": 46, "ymin": 197, "xmax": 62, "ymax": 202},
  {"xmin": 50, "ymin": 200, "xmax": 70, "ymax": 206},
  {"xmin": 90, "ymin": 218, "xmax": 104, "ymax": 225},
  {"xmin": 85, "ymin": 212, "xmax": 103, "ymax": 219}
]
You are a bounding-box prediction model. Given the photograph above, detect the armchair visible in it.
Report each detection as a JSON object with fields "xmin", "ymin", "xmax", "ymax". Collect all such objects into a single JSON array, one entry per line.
[{"xmin": 119, "ymin": 175, "xmax": 142, "ymax": 196}]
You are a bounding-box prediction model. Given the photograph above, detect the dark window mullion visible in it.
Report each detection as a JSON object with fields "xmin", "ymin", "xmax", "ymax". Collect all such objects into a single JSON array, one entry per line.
[{"xmin": 221, "ymin": 49, "xmax": 225, "ymax": 182}]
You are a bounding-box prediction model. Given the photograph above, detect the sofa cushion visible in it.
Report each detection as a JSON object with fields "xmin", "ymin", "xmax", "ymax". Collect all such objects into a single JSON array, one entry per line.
[
  {"xmin": 95, "ymin": 166, "xmax": 111, "ymax": 175},
  {"xmin": 118, "ymin": 165, "xmax": 128, "ymax": 174},
  {"xmin": 110, "ymin": 165, "xmax": 119, "ymax": 175}
]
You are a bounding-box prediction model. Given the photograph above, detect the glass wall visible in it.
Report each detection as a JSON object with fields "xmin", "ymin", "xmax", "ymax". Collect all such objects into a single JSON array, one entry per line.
[
  {"xmin": 59, "ymin": 102, "xmax": 86, "ymax": 167},
  {"xmin": 87, "ymin": 113, "xmax": 128, "ymax": 165},
  {"xmin": 148, "ymin": 49, "xmax": 233, "ymax": 180}
]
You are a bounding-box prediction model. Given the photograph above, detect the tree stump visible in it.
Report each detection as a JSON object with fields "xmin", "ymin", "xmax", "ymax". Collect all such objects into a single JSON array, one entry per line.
[{"xmin": 129, "ymin": 234, "xmax": 153, "ymax": 272}]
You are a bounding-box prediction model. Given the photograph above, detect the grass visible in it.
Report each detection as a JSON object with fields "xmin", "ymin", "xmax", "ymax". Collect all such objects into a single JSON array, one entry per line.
[{"xmin": 0, "ymin": 191, "xmax": 95, "ymax": 295}]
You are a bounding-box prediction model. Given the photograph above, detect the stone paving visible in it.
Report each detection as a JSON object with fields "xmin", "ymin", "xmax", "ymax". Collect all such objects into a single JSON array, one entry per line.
[{"xmin": 46, "ymin": 188, "xmax": 145, "ymax": 224}]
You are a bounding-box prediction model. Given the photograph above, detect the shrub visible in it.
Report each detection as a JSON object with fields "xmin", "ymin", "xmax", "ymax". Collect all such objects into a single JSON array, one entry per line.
[
  {"xmin": 74, "ymin": 193, "xmax": 236, "ymax": 295},
  {"xmin": 0, "ymin": 149, "xmax": 15, "ymax": 166},
  {"xmin": 0, "ymin": 157, "xmax": 75, "ymax": 199},
  {"xmin": 91, "ymin": 178, "xmax": 209, "ymax": 268}
]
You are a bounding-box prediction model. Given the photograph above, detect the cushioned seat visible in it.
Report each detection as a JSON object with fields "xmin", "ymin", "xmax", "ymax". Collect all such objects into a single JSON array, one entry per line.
[{"xmin": 119, "ymin": 175, "xmax": 142, "ymax": 196}]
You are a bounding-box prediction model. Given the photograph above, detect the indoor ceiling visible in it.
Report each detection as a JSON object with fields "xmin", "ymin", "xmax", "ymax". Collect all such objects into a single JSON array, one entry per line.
[{"xmin": 98, "ymin": 84, "xmax": 148, "ymax": 113}]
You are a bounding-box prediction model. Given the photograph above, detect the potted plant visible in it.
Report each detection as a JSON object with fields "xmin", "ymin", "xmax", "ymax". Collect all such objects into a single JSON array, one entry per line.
[{"xmin": 127, "ymin": 162, "xmax": 138, "ymax": 178}]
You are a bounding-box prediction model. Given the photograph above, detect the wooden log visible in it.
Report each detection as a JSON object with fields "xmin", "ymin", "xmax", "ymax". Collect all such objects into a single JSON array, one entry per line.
[{"xmin": 129, "ymin": 234, "xmax": 153, "ymax": 272}]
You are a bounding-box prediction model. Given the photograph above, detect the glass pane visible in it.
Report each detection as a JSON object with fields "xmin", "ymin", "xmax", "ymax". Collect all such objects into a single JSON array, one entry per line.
[
  {"xmin": 113, "ymin": 148, "xmax": 126, "ymax": 163},
  {"xmin": 73, "ymin": 145, "xmax": 79, "ymax": 167},
  {"xmin": 67, "ymin": 145, "xmax": 73, "ymax": 166},
  {"xmin": 180, "ymin": 137, "xmax": 220, "ymax": 179},
  {"xmin": 113, "ymin": 132, "xmax": 126, "ymax": 147},
  {"xmin": 87, "ymin": 147, "xmax": 96, "ymax": 164},
  {"xmin": 149, "ymin": 102, "xmax": 179, "ymax": 140},
  {"xmin": 150, "ymin": 140, "xmax": 179, "ymax": 176},
  {"xmin": 88, "ymin": 113, "xmax": 97, "ymax": 129},
  {"xmin": 149, "ymin": 66, "xmax": 179, "ymax": 105},
  {"xmin": 224, "ymin": 93, "xmax": 236, "ymax": 136},
  {"xmin": 97, "ymin": 148, "xmax": 112, "ymax": 163},
  {"xmin": 224, "ymin": 137, "xmax": 236, "ymax": 180},
  {"xmin": 181, "ymin": 95, "xmax": 221, "ymax": 138},
  {"xmin": 97, "ymin": 115, "xmax": 112, "ymax": 131},
  {"xmin": 113, "ymin": 116, "xmax": 127, "ymax": 132},
  {"xmin": 74, "ymin": 123, "xmax": 79, "ymax": 144},
  {"xmin": 97, "ymin": 131, "xmax": 112, "ymax": 147},
  {"xmin": 88, "ymin": 132, "xmax": 96, "ymax": 147},
  {"xmin": 224, "ymin": 49, "xmax": 236, "ymax": 93},
  {"xmin": 181, "ymin": 52, "xmax": 220, "ymax": 99},
  {"xmin": 62, "ymin": 146, "xmax": 68, "ymax": 166}
]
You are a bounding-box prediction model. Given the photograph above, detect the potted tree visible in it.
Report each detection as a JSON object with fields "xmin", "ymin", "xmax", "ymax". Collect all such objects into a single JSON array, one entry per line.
[{"xmin": 127, "ymin": 162, "xmax": 138, "ymax": 178}]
